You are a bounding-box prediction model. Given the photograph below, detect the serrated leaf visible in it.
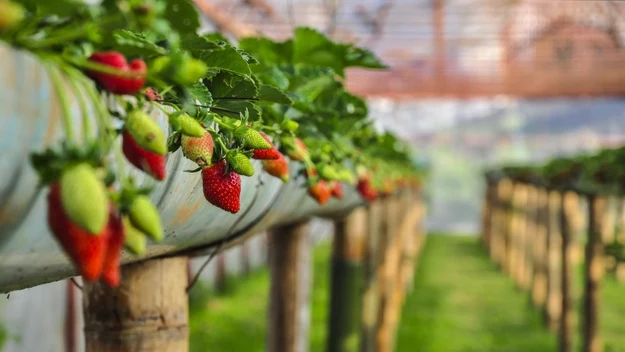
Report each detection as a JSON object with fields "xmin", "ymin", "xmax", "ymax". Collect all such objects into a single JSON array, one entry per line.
[
  {"xmin": 164, "ymin": 0, "xmax": 200, "ymax": 35},
  {"xmin": 112, "ymin": 30, "xmax": 167, "ymax": 56},
  {"xmin": 181, "ymin": 33, "xmax": 223, "ymax": 52},
  {"xmin": 293, "ymin": 27, "xmax": 347, "ymax": 76},
  {"xmin": 186, "ymin": 82, "xmax": 213, "ymax": 106},
  {"xmin": 195, "ymin": 47, "xmax": 252, "ymax": 77},
  {"xmin": 259, "ymin": 85, "xmax": 292, "ymax": 105},
  {"xmin": 208, "ymin": 72, "xmax": 260, "ymax": 120},
  {"xmin": 239, "ymin": 37, "xmax": 293, "ymax": 68},
  {"xmin": 343, "ymin": 45, "xmax": 387, "ymax": 69}
]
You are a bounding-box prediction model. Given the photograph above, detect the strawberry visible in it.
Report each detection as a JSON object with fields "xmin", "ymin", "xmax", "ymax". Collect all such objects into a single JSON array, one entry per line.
[
  {"xmin": 357, "ymin": 177, "xmax": 378, "ymax": 201},
  {"xmin": 308, "ymin": 180, "xmax": 331, "ymax": 205},
  {"xmin": 128, "ymin": 195, "xmax": 163, "ymax": 242},
  {"xmin": 320, "ymin": 164, "xmax": 340, "ymax": 180},
  {"xmin": 122, "ymin": 131, "xmax": 166, "ymax": 180},
  {"xmin": 0, "ymin": 0, "xmax": 24, "ymax": 32},
  {"xmin": 173, "ymin": 114, "xmax": 205, "ymax": 137},
  {"xmin": 181, "ymin": 131, "xmax": 214, "ymax": 166},
  {"xmin": 330, "ymin": 181, "xmax": 344, "ymax": 199},
  {"xmin": 47, "ymin": 183, "xmax": 108, "ymax": 281},
  {"xmin": 252, "ymin": 133, "xmax": 280, "ymax": 160},
  {"xmin": 202, "ymin": 160, "xmax": 241, "ymax": 213},
  {"xmin": 87, "ymin": 52, "xmax": 146, "ymax": 95},
  {"xmin": 287, "ymin": 138, "xmax": 308, "ymax": 161},
  {"xmin": 125, "ymin": 110, "xmax": 167, "ymax": 155},
  {"xmin": 123, "ymin": 217, "xmax": 147, "ymax": 255},
  {"xmin": 237, "ymin": 129, "xmax": 271, "ymax": 150},
  {"xmin": 262, "ymin": 152, "xmax": 289, "ymax": 182},
  {"xmin": 60, "ymin": 163, "xmax": 109, "ymax": 235},
  {"xmin": 144, "ymin": 87, "xmax": 162, "ymax": 102},
  {"xmin": 101, "ymin": 208, "xmax": 125, "ymax": 287},
  {"xmin": 227, "ymin": 152, "xmax": 255, "ymax": 177}
]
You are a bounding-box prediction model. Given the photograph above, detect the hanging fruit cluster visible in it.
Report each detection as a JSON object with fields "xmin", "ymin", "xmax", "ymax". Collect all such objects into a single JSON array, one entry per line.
[{"xmin": 1, "ymin": 0, "xmax": 424, "ymax": 286}]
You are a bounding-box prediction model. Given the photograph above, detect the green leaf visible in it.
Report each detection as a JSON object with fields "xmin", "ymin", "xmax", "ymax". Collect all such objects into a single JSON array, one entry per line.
[
  {"xmin": 293, "ymin": 27, "xmax": 346, "ymax": 76},
  {"xmin": 343, "ymin": 45, "xmax": 387, "ymax": 69},
  {"xmin": 239, "ymin": 37, "xmax": 293, "ymax": 68},
  {"xmin": 181, "ymin": 33, "xmax": 223, "ymax": 52},
  {"xmin": 164, "ymin": 0, "xmax": 200, "ymax": 35},
  {"xmin": 208, "ymin": 72, "xmax": 260, "ymax": 120},
  {"xmin": 21, "ymin": 0, "xmax": 86, "ymax": 16},
  {"xmin": 112, "ymin": 30, "xmax": 167, "ymax": 56},
  {"xmin": 187, "ymin": 82, "xmax": 213, "ymax": 107},
  {"xmin": 195, "ymin": 47, "xmax": 252, "ymax": 77},
  {"xmin": 259, "ymin": 84, "xmax": 292, "ymax": 105}
]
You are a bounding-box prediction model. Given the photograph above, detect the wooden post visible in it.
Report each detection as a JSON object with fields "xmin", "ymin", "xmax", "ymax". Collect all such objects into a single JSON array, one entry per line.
[
  {"xmin": 328, "ymin": 208, "xmax": 367, "ymax": 352},
  {"xmin": 268, "ymin": 221, "xmax": 312, "ymax": 352},
  {"xmin": 83, "ymin": 257, "xmax": 189, "ymax": 352},
  {"xmin": 482, "ymin": 181, "xmax": 495, "ymax": 249},
  {"xmin": 545, "ymin": 190, "xmax": 563, "ymax": 331},
  {"xmin": 522, "ymin": 184, "xmax": 535, "ymax": 291},
  {"xmin": 499, "ymin": 179, "xmax": 514, "ymax": 273},
  {"xmin": 559, "ymin": 191, "xmax": 576, "ymax": 352},
  {"xmin": 531, "ymin": 187, "xmax": 549, "ymax": 309},
  {"xmin": 215, "ymin": 251, "xmax": 227, "ymax": 292},
  {"xmin": 361, "ymin": 200, "xmax": 383, "ymax": 352},
  {"xmin": 376, "ymin": 196, "xmax": 400, "ymax": 352},
  {"xmin": 240, "ymin": 239, "xmax": 250, "ymax": 276},
  {"xmin": 583, "ymin": 195, "xmax": 606, "ymax": 352}
]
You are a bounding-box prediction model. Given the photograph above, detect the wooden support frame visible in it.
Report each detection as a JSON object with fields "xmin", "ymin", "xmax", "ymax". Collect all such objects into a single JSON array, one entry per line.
[
  {"xmin": 559, "ymin": 191, "xmax": 577, "ymax": 352},
  {"xmin": 583, "ymin": 195, "xmax": 606, "ymax": 352},
  {"xmin": 328, "ymin": 208, "xmax": 367, "ymax": 352},
  {"xmin": 83, "ymin": 257, "xmax": 190, "ymax": 352},
  {"xmin": 546, "ymin": 190, "xmax": 563, "ymax": 331},
  {"xmin": 268, "ymin": 221, "xmax": 312, "ymax": 352}
]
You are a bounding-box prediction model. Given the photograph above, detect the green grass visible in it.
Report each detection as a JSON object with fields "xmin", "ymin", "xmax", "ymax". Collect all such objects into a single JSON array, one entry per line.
[
  {"xmin": 188, "ymin": 244, "xmax": 332, "ymax": 352},
  {"xmin": 193, "ymin": 235, "xmax": 625, "ymax": 351},
  {"xmin": 396, "ymin": 235, "xmax": 556, "ymax": 352}
]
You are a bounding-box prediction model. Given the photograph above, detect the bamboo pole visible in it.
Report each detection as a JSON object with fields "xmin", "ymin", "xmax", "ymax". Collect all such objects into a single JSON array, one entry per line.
[
  {"xmin": 376, "ymin": 196, "xmax": 400, "ymax": 352},
  {"xmin": 545, "ymin": 190, "xmax": 563, "ymax": 331},
  {"xmin": 328, "ymin": 208, "xmax": 367, "ymax": 352},
  {"xmin": 83, "ymin": 257, "xmax": 189, "ymax": 352},
  {"xmin": 268, "ymin": 221, "xmax": 312, "ymax": 352},
  {"xmin": 531, "ymin": 187, "xmax": 549, "ymax": 309},
  {"xmin": 583, "ymin": 195, "xmax": 606, "ymax": 352},
  {"xmin": 361, "ymin": 200, "xmax": 383, "ymax": 352},
  {"xmin": 559, "ymin": 191, "xmax": 577, "ymax": 352}
]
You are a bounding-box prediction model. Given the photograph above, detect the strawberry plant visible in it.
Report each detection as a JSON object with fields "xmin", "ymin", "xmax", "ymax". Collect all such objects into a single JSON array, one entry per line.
[{"xmin": 1, "ymin": 0, "xmax": 424, "ymax": 286}]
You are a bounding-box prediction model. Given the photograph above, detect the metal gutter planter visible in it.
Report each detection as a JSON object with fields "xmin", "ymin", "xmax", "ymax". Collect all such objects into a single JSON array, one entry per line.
[{"xmin": 0, "ymin": 44, "xmax": 364, "ymax": 293}]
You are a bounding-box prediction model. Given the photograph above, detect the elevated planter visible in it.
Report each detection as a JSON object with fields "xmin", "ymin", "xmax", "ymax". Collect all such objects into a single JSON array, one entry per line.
[{"xmin": 0, "ymin": 45, "xmax": 364, "ymax": 293}]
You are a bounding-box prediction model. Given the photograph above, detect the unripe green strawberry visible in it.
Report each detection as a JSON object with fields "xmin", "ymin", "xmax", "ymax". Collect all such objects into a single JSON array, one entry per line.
[
  {"xmin": 181, "ymin": 131, "xmax": 214, "ymax": 166},
  {"xmin": 337, "ymin": 169, "xmax": 356, "ymax": 184},
  {"xmin": 125, "ymin": 110, "xmax": 167, "ymax": 155},
  {"xmin": 320, "ymin": 164, "xmax": 340, "ymax": 180},
  {"xmin": 177, "ymin": 115, "xmax": 205, "ymax": 137},
  {"xmin": 128, "ymin": 195, "xmax": 163, "ymax": 242},
  {"xmin": 177, "ymin": 58, "xmax": 208, "ymax": 86},
  {"xmin": 60, "ymin": 164, "xmax": 109, "ymax": 235},
  {"xmin": 227, "ymin": 152, "xmax": 255, "ymax": 177},
  {"xmin": 286, "ymin": 138, "xmax": 308, "ymax": 161},
  {"xmin": 237, "ymin": 128, "xmax": 272, "ymax": 150},
  {"xmin": 123, "ymin": 217, "xmax": 147, "ymax": 255},
  {"xmin": 0, "ymin": 0, "xmax": 24, "ymax": 32}
]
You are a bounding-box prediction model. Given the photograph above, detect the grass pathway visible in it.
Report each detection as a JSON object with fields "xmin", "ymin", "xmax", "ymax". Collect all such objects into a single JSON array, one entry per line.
[{"xmin": 396, "ymin": 235, "xmax": 556, "ymax": 351}]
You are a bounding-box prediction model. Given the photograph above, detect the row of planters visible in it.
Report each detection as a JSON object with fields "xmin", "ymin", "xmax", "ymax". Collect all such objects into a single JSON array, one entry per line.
[
  {"xmin": 0, "ymin": 0, "xmax": 427, "ymax": 350},
  {"xmin": 481, "ymin": 145, "xmax": 625, "ymax": 352}
]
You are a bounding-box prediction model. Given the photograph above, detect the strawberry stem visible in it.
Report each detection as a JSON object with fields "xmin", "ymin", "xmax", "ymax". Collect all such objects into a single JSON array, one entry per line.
[
  {"xmin": 45, "ymin": 62, "xmax": 75, "ymax": 143},
  {"xmin": 66, "ymin": 57, "xmax": 146, "ymax": 79}
]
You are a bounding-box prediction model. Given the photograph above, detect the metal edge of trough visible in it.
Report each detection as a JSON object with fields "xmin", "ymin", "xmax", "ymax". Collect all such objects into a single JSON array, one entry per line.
[{"xmin": 0, "ymin": 44, "xmax": 365, "ymax": 293}]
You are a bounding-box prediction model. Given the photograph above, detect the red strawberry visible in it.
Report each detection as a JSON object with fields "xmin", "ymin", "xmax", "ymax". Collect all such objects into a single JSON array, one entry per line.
[
  {"xmin": 252, "ymin": 133, "xmax": 280, "ymax": 160},
  {"xmin": 357, "ymin": 177, "xmax": 378, "ymax": 201},
  {"xmin": 202, "ymin": 160, "xmax": 241, "ymax": 213},
  {"xmin": 308, "ymin": 180, "xmax": 332, "ymax": 205},
  {"xmin": 122, "ymin": 131, "xmax": 166, "ymax": 180},
  {"xmin": 88, "ymin": 52, "xmax": 146, "ymax": 95},
  {"xmin": 330, "ymin": 181, "xmax": 344, "ymax": 199},
  {"xmin": 101, "ymin": 208, "xmax": 125, "ymax": 287},
  {"xmin": 47, "ymin": 183, "xmax": 108, "ymax": 281},
  {"xmin": 181, "ymin": 131, "xmax": 214, "ymax": 166},
  {"xmin": 262, "ymin": 152, "xmax": 289, "ymax": 182},
  {"xmin": 287, "ymin": 138, "xmax": 308, "ymax": 161},
  {"xmin": 144, "ymin": 87, "xmax": 162, "ymax": 102}
]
